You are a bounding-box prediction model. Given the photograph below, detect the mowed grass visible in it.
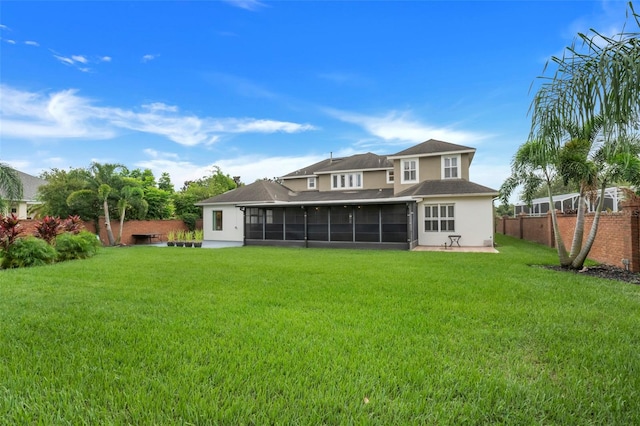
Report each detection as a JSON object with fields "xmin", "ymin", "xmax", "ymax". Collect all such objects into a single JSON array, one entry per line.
[{"xmin": 1, "ymin": 235, "xmax": 639, "ymax": 424}]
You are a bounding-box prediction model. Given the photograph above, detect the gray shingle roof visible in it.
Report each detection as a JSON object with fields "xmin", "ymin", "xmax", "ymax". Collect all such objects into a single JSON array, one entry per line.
[
  {"xmin": 314, "ymin": 153, "xmax": 392, "ymax": 173},
  {"xmin": 281, "ymin": 158, "xmax": 335, "ymax": 178},
  {"xmin": 396, "ymin": 179, "xmax": 498, "ymax": 197},
  {"xmin": 287, "ymin": 188, "xmax": 396, "ymax": 204},
  {"xmin": 196, "ymin": 180, "xmax": 293, "ymax": 205},
  {"xmin": 389, "ymin": 139, "xmax": 475, "ymax": 157},
  {"xmin": 281, "ymin": 152, "xmax": 391, "ymax": 178},
  {"xmin": 0, "ymin": 169, "xmax": 48, "ymax": 201}
]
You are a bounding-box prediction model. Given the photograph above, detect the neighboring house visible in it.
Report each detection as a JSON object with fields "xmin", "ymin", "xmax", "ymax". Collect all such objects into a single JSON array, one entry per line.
[
  {"xmin": 197, "ymin": 139, "xmax": 498, "ymax": 249},
  {"xmin": 0, "ymin": 170, "xmax": 47, "ymax": 219}
]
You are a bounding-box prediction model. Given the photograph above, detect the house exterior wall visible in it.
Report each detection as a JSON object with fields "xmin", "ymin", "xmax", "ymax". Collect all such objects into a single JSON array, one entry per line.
[
  {"xmin": 8, "ymin": 202, "xmax": 28, "ymax": 219},
  {"xmin": 282, "ymin": 178, "xmax": 309, "ymax": 192},
  {"xmin": 392, "ymin": 154, "xmax": 473, "ymax": 194},
  {"xmin": 202, "ymin": 204, "xmax": 244, "ymax": 242},
  {"xmin": 363, "ymin": 170, "xmax": 393, "ymax": 190},
  {"xmin": 419, "ymin": 156, "xmax": 441, "ymax": 181},
  {"xmin": 417, "ymin": 196, "xmax": 494, "ymax": 247}
]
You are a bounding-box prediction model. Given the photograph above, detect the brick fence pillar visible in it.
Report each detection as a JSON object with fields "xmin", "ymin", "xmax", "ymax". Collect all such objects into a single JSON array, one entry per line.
[
  {"xmin": 518, "ymin": 214, "xmax": 524, "ymax": 239},
  {"xmin": 622, "ymin": 201, "xmax": 640, "ymax": 273}
]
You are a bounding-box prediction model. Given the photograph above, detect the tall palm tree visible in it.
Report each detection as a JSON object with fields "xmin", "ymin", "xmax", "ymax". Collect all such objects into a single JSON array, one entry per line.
[
  {"xmin": 0, "ymin": 163, "xmax": 23, "ymax": 213},
  {"xmin": 515, "ymin": 3, "xmax": 640, "ymax": 270},
  {"xmin": 500, "ymin": 138, "xmax": 570, "ymax": 266}
]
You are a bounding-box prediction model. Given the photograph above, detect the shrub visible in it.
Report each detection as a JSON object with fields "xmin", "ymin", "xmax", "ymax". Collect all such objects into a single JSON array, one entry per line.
[
  {"xmin": 55, "ymin": 231, "xmax": 101, "ymax": 261},
  {"xmin": 34, "ymin": 216, "xmax": 62, "ymax": 244},
  {"xmin": 1, "ymin": 237, "xmax": 58, "ymax": 269},
  {"xmin": 0, "ymin": 213, "xmax": 22, "ymax": 251},
  {"xmin": 180, "ymin": 213, "xmax": 199, "ymax": 231},
  {"xmin": 61, "ymin": 215, "xmax": 83, "ymax": 234}
]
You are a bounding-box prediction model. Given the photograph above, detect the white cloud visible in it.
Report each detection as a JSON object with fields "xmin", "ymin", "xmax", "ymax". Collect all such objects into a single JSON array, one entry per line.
[
  {"xmin": 141, "ymin": 54, "xmax": 158, "ymax": 63},
  {"xmin": 325, "ymin": 108, "xmax": 489, "ymax": 146},
  {"xmin": 71, "ymin": 55, "xmax": 88, "ymax": 64},
  {"xmin": 0, "ymin": 24, "xmax": 10, "ymax": 31},
  {"xmin": 53, "ymin": 54, "xmax": 75, "ymax": 65},
  {"xmin": 222, "ymin": 0, "xmax": 267, "ymax": 11},
  {"xmin": 5, "ymin": 39, "xmax": 16, "ymax": 44},
  {"xmin": 101, "ymin": 56, "xmax": 112, "ymax": 62},
  {"xmin": 137, "ymin": 151, "xmax": 326, "ymax": 190},
  {"xmin": 0, "ymin": 86, "xmax": 114, "ymax": 139},
  {"xmin": 0, "ymin": 85, "xmax": 316, "ymax": 146},
  {"xmin": 25, "ymin": 40, "xmax": 39, "ymax": 47},
  {"xmin": 227, "ymin": 118, "xmax": 316, "ymax": 133}
]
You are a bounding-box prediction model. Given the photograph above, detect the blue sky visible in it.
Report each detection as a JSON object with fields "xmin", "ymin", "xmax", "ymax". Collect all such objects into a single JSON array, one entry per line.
[{"xmin": 0, "ymin": 1, "xmax": 632, "ymax": 193}]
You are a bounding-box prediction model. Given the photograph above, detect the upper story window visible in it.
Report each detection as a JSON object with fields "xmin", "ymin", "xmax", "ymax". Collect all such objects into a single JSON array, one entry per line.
[
  {"xmin": 307, "ymin": 177, "xmax": 317, "ymax": 190},
  {"xmin": 443, "ymin": 155, "xmax": 460, "ymax": 179},
  {"xmin": 387, "ymin": 169, "xmax": 395, "ymax": 184},
  {"xmin": 331, "ymin": 172, "xmax": 363, "ymax": 189},
  {"xmin": 401, "ymin": 159, "xmax": 418, "ymax": 183}
]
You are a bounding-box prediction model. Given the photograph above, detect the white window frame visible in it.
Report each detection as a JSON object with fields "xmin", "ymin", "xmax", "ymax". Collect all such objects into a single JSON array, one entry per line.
[
  {"xmin": 424, "ymin": 203, "xmax": 455, "ymax": 232},
  {"xmin": 442, "ymin": 155, "xmax": 460, "ymax": 179},
  {"xmin": 331, "ymin": 172, "xmax": 363, "ymax": 190},
  {"xmin": 386, "ymin": 169, "xmax": 395, "ymax": 184},
  {"xmin": 307, "ymin": 177, "xmax": 317, "ymax": 190},
  {"xmin": 401, "ymin": 158, "xmax": 418, "ymax": 184}
]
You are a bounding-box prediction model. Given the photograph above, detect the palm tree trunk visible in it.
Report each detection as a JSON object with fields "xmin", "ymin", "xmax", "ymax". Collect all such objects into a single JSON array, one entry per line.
[
  {"xmin": 103, "ymin": 199, "xmax": 116, "ymax": 246},
  {"xmin": 118, "ymin": 206, "xmax": 126, "ymax": 245},
  {"xmin": 568, "ymin": 191, "xmax": 586, "ymax": 262},
  {"xmin": 548, "ymin": 190, "xmax": 571, "ymax": 266},
  {"xmin": 571, "ymin": 185, "xmax": 607, "ymax": 269}
]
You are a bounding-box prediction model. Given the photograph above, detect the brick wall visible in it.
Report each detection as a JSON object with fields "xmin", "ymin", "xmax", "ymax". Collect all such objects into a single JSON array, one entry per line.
[
  {"xmin": 496, "ymin": 202, "xmax": 640, "ymax": 271},
  {"xmin": 6, "ymin": 217, "xmax": 200, "ymax": 247},
  {"xmin": 96, "ymin": 218, "xmax": 191, "ymax": 246}
]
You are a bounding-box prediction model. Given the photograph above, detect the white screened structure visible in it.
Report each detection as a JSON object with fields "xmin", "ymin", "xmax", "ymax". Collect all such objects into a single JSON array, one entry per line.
[{"xmin": 514, "ymin": 187, "xmax": 626, "ymax": 216}]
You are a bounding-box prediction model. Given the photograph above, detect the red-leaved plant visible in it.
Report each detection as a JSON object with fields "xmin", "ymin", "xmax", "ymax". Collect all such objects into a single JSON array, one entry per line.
[
  {"xmin": 61, "ymin": 215, "xmax": 83, "ymax": 234},
  {"xmin": 34, "ymin": 216, "xmax": 62, "ymax": 245},
  {"xmin": 0, "ymin": 213, "xmax": 22, "ymax": 250}
]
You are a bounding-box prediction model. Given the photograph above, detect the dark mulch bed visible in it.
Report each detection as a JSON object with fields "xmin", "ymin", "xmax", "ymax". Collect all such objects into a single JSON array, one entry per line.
[{"xmin": 543, "ymin": 264, "xmax": 640, "ymax": 285}]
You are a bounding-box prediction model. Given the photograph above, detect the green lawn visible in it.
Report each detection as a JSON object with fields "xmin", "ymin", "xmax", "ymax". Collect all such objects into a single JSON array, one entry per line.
[{"xmin": 1, "ymin": 234, "xmax": 639, "ymax": 424}]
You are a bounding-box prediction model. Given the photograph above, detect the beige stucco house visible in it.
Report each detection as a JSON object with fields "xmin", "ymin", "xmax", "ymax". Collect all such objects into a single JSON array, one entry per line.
[{"xmin": 197, "ymin": 139, "xmax": 498, "ymax": 249}]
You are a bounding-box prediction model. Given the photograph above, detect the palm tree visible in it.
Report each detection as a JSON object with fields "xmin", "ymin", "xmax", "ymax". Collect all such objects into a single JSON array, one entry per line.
[
  {"xmin": 500, "ymin": 138, "xmax": 570, "ymax": 266},
  {"xmin": 67, "ymin": 163, "xmax": 127, "ymax": 246},
  {"xmin": 116, "ymin": 185, "xmax": 146, "ymax": 244},
  {"xmin": 0, "ymin": 163, "xmax": 23, "ymax": 213},
  {"xmin": 506, "ymin": 3, "xmax": 640, "ymax": 270}
]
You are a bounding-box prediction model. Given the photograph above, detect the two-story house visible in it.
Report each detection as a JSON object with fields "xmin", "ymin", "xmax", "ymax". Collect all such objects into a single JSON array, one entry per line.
[{"xmin": 197, "ymin": 139, "xmax": 498, "ymax": 249}]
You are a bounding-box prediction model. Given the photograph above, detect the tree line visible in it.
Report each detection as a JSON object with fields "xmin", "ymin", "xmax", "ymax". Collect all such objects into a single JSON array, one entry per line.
[{"xmin": 30, "ymin": 163, "xmax": 237, "ymax": 245}]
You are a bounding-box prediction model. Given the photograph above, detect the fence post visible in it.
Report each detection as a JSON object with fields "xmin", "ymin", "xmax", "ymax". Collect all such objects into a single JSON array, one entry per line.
[
  {"xmin": 622, "ymin": 202, "xmax": 640, "ymax": 272},
  {"xmin": 519, "ymin": 214, "xmax": 524, "ymax": 239}
]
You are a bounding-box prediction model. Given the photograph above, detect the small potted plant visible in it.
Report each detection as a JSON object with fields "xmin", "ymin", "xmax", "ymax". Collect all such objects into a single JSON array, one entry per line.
[
  {"xmin": 167, "ymin": 230, "xmax": 176, "ymax": 247},
  {"xmin": 184, "ymin": 231, "xmax": 194, "ymax": 248},
  {"xmin": 175, "ymin": 230, "xmax": 185, "ymax": 247},
  {"xmin": 193, "ymin": 229, "xmax": 204, "ymax": 248}
]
